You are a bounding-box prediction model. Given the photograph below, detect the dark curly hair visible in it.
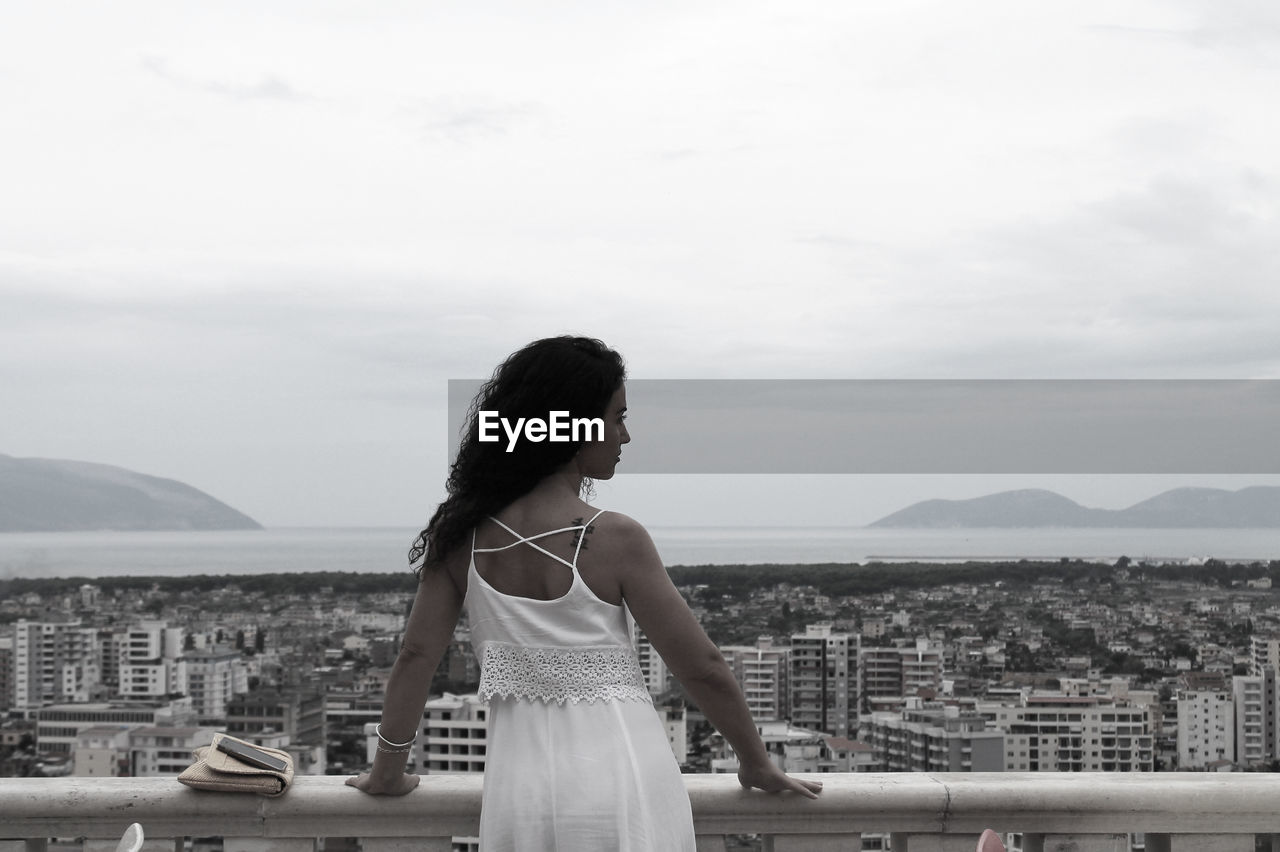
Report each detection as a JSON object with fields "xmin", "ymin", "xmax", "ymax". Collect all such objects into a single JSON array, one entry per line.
[{"xmin": 410, "ymin": 336, "xmax": 626, "ymax": 577}]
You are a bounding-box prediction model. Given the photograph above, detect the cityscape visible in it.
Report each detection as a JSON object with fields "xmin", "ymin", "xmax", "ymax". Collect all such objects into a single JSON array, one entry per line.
[{"xmin": 5, "ymin": 556, "xmax": 1280, "ymax": 788}]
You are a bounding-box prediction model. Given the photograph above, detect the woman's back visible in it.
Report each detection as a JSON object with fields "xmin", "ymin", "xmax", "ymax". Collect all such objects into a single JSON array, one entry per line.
[
  {"xmin": 467, "ymin": 492, "xmax": 625, "ymax": 602},
  {"xmin": 465, "ymin": 505, "xmax": 696, "ymax": 851},
  {"xmin": 466, "ymin": 507, "xmax": 652, "ymax": 704}
]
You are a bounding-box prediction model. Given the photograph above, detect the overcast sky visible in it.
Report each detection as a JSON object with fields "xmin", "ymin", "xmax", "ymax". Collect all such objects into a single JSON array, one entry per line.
[{"xmin": 4, "ymin": 1, "xmax": 1280, "ymax": 529}]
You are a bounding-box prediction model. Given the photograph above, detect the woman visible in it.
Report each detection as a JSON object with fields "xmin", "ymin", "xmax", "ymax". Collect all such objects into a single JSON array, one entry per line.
[{"xmin": 348, "ymin": 336, "xmax": 822, "ymax": 850}]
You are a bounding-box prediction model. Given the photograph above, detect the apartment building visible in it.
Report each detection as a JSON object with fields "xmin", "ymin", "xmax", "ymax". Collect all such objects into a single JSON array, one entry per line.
[
  {"xmin": 181, "ymin": 647, "xmax": 249, "ymax": 723},
  {"xmin": 859, "ymin": 698, "xmax": 1004, "ymax": 772},
  {"xmin": 13, "ymin": 619, "xmax": 99, "ymax": 710},
  {"xmin": 1250, "ymin": 636, "xmax": 1280, "ymax": 675},
  {"xmin": 633, "ymin": 628, "xmax": 669, "ymax": 696},
  {"xmin": 860, "ymin": 638, "xmax": 944, "ymax": 708},
  {"xmin": 130, "ymin": 726, "xmax": 218, "ymax": 776},
  {"xmin": 0, "ymin": 635, "xmax": 12, "ymax": 714},
  {"xmin": 710, "ymin": 720, "xmax": 830, "ymax": 774},
  {"xmin": 117, "ymin": 622, "xmax": 186, "ymax": 699},
  {"xmin": 410, "ymin": 694, "xmax": 488, "ymax": 852},
  {"xmin": 72, "ymin": 726, "xmax": 131, "ymax": 777},
  {"xmin": 982, "ymin": 695, "xmax": 1154, "ymax": 772},
  {"xmin": 1176, "ymin": 689, "xmax": 1234, "ymax": 769},
  {"xmin": 225, "ymin": 689, "xmax": 326, "ymax": 748},
  {"xmin": 418, "ymin": 692, "xmax": 489, "ymax": 775},
  {"xmin": 790, "ymin": 624, "xmax": 859, "ymax": 737},
  {"xmin": 1231, "ymin": 670, "xmax": 1274, "ymax": 768},
  {"xmin": 34, "ymin": 699, "xmax": 196, "ymax": 755},
  {"xmin": 721, "ymin": 636, "xmax": 789, "ymax": 722}
]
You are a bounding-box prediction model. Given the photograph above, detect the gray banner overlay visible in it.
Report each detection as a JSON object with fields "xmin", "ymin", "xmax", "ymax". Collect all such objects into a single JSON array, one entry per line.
[{"xmin": 448, "ymin": 380, "xmax": 1280, "ymax": 473}]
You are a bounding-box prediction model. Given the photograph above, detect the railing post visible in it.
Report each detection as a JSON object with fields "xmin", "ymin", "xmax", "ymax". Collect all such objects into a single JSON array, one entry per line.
[
  {"xmin": 890, "ymin": 834, "xmax": 983, "ymax": 851},
  {"xmin": 1144, "ymin": 837, "xmax": 1254, "ymax": 852},
  {"xmin": 222, "ymin": 840, "xmax": 317, "ymax": 852},
  {"xmin": 1021, "ymin": 835, "xmax": 1128, "ymax": 852},
  {"xmin": 766, "ymin": 833, "xmax": 858, "ymax": 851},
  {"xmin": 360, "ymin": 839, "xmax": 452, "ymax": 852}
]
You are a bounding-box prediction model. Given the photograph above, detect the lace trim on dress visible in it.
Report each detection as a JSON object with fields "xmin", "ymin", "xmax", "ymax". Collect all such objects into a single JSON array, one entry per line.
[{"xmin": 479, "ymin": 643, "xmax": 653, "ymax": 705}]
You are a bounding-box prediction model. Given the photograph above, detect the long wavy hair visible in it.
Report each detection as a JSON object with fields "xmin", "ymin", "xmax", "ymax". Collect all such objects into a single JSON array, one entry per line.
[{"xmin": 410, "ymin": 336, "xmax": 626, "ymax": 577}]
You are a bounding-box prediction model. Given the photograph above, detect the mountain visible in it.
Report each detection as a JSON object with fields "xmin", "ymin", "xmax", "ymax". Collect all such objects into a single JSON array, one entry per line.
[
  {"xmin": 0, "ymin": 454, "xmax": 263, "ymax": 532},
  {"xmin": 869, "ymin": 486, "xmax": 1280, "ymax": 529},
  {"xmin": 1114, "ymin": 487, "xmax": 1280, "ymax": 528}
]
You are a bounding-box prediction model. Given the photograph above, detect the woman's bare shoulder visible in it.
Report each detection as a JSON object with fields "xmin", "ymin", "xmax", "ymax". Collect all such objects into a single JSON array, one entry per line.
[
  {"xmin": 590, "ymin": 510, "xmax": 661, "ymax": 562},
  {"xmin": 592, "ymin": 509, "xmax": 647, "ymax": 537}
]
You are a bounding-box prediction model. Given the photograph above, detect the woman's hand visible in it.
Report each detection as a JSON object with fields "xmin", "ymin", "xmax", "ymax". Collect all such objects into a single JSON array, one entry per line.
[
  {"xmin": 737, "ymin": 761, "xmax": 824, "ymax": 799},
  {"xmin": 345, "ymin": 771, "xmax": 421, "ymax": 796}
]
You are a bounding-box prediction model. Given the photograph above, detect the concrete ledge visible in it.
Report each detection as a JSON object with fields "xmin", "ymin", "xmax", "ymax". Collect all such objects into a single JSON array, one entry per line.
[{"xmin": 4, "ymin": 773, "xmax": 1280, "ymax": 840}]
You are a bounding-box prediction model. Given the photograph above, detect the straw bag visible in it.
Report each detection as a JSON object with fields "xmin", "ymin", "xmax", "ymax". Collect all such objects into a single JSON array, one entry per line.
[{"xmin": 178, "ymin": 733, "xmax": 294, "ymax": 797}]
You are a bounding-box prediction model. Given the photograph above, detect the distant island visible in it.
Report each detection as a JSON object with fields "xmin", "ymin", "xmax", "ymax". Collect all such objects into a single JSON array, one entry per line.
[
  {"xmin": 870, "ymin": 486, "xmax": 1280, "ymax": 528},
  {"xmin": 0, "ymin": 454, "xmax": 262, "ymax": 532}
]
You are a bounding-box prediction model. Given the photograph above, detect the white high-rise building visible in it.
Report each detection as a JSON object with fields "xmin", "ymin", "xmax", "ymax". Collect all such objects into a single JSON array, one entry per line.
[
  {"xmin": 721, "ymin": 636, "xmax": 789, "ymax": 723},
  {"xmin": 657, "ymin": 699, "xmax": 689, "ymax": 765},
  {"xmin": 418, "ymin": 692, "xmax": 490, "ymax": 775},
  {"xmin": 1250, "ymin": 636, "xmax": 1280, "ymax": 675},
  {"xmin": 118, "ymin": 622, "xmax": 185, "ymax": 699},
  {"xmin": 181, "ymin": 648, "xmax": 250, "ymax": 723},
  {"xmin": 1232, "ymin": 672, "xmax": 1274, "ymax": 767},
  {"xmin": 632, "ymin": 626, "xmax": 668, "ymax": 696},
  {"xmin": 1177, "ymin": 689, "xmax": 1234, "ymax": 769}
]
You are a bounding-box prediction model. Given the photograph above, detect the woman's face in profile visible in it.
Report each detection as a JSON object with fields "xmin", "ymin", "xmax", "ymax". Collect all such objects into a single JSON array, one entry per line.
[{"xmin": 577, "ymin": 384, "xmax": 630, "ymax": 480}]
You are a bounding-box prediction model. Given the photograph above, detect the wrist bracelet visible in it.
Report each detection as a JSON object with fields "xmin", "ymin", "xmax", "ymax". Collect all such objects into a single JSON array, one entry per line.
[
  {"xmin": 375, "ymin": 724, "xmax": 415, "ymax": 748},
  {"xmin": 376, "ymin": 744, "xmax": 412, "ymax": 755}
]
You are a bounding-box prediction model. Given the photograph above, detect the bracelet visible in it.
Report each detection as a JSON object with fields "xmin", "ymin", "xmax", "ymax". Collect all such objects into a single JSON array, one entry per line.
[
  {"xmin": 376, "ymin": 744, "xmax": 412, "ymax": 755},
  {"xmin": 375, "ymin": 724, "xmax": 415, "ymax": 748}
]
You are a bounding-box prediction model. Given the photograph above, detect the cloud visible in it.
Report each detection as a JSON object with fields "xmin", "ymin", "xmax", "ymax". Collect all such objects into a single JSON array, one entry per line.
[
  {"xmin": 780, "ymin": 164, "xmax": 1280, "ymax": 379},
  {"xmin": 141, "ymin": 55, "xmax": 315, "ymax": 103},
  {"xmin": 972, "ymin": 173, "xmax": 1280, "ymax": 373},
  {"xmin": 1089, "ymin": 3, "xmax": 1280, "ymax": 50},
  {"xmin": 1180, "ymin": 0, "xmax": 1280, "ymax": 48},
  {"xmin": 413, "ymin": 97, "xmax": 546, "ymax": 144}
]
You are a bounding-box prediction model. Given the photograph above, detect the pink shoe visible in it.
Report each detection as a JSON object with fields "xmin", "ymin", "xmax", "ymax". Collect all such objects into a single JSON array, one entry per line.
[{"xmin": 977, "ymin": 829, "xmax": 1007, "ymax": 852}]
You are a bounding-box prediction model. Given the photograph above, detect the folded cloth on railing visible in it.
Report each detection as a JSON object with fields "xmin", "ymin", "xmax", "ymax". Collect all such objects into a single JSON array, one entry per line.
[{"xmin": 177, "ymin": 733, "xmax": 294, "ymax": 797}]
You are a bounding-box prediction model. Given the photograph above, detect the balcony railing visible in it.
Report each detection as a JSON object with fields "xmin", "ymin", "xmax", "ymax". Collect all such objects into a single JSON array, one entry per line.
[{"xmin": 5, "ymin": 772, "xmax": 1280, "ymax": 851}]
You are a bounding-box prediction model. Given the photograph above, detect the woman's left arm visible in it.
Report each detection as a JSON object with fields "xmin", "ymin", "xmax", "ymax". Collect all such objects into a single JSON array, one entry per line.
[{"xmin": 346, "ymin": 551, "xmax": 465, "ymax": 795}]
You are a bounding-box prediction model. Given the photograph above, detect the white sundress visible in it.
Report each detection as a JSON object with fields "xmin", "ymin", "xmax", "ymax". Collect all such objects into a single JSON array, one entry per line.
[{"xmin": 466, "ymin": 508, "xmax": 696, "ymax": 852}]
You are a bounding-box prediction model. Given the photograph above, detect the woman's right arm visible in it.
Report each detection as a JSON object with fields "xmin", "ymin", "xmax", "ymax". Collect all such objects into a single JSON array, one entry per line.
[
  {"xmin": 614, "ymin": 516, "xmax": 822, "ymax": 799},
  {"xmin": 346, "ymin": 549, "xmax": 465, "ymax": 796}
]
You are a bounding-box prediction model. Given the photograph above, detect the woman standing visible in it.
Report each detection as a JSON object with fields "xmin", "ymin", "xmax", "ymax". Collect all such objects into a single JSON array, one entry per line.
[{"xmin": 348, "ymin": 336, "xmax": 821, "ymax": 850}]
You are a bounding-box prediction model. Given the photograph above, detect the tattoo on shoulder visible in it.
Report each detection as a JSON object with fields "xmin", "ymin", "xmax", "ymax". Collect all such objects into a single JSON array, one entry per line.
[{"xmin": 570, "ymin": 517, "xmax": 597, "ymax": 552}]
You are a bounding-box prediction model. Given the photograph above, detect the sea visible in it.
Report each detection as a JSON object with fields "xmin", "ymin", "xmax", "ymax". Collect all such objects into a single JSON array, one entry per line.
[{"xmin": 1, "ymin": 526, "xmax": 1279, "ymax": 581}]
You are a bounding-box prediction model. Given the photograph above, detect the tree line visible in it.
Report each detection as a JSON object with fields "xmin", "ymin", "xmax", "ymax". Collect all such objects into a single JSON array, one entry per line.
[{"xmin": 3, "ymin": 557, "xmax": 1278, "ymax": 606}]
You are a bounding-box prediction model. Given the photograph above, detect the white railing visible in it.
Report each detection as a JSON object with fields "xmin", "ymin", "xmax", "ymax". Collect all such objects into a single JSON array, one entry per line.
[{"xmin": 3, "ymin": 772, "xmax": 1280, "ymax": 852}]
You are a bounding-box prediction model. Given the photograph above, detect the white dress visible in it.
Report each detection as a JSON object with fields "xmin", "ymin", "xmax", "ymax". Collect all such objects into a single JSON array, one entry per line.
[{"xmin": 466, "ymin": 509, "xmax": 696, "ymax": 852}]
